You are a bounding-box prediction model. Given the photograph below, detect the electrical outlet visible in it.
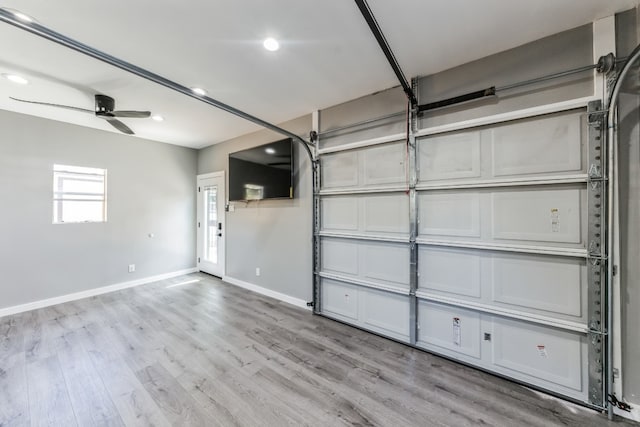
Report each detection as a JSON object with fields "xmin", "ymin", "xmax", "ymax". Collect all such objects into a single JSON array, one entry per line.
[
  {"xmin": 255, "ymin": 267, "xmax": 260, "ymax": 276},
  {"xmin": 128, "ymin": 264, "xmax": 135, "ymax": 273}
]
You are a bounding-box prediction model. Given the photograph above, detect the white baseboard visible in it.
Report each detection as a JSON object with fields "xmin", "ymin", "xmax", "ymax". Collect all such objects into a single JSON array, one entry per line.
[
  {"xmin": 222, "ymin": 275, "xmax": 311, "ymax": 310},
  {"xmin": 0, "ymin": 268, "xmax": 198, "ymax": 318},
  {"xmin": 615, "ymin": 404, "xmax": 639, "ymax": 422}
]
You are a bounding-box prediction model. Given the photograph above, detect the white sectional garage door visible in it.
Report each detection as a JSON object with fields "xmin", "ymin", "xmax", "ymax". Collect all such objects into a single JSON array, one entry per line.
[
  {"xmin": 316, "ymin": 103, "xmax": 606, "ymax": 406},
  {"xmin": 319, "ymin": 137, "xmax": 412, "ymax": 343}
]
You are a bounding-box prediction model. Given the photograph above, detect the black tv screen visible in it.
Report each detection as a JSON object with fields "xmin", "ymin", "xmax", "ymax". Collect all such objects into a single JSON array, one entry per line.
[{"xmin": 229, "ymin": 138, "xmax": 293, "ymax": 201}]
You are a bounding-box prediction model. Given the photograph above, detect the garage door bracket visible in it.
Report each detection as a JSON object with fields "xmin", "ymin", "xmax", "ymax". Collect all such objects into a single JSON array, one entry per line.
[{"xmin": 587, "ymin": 99, "xmax": 607, "ymax": 409}]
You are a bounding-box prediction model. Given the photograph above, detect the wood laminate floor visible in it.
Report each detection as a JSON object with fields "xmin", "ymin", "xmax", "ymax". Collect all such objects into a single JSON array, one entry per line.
[{"xmin": 0, "ymin": 273, "xmax": 636, "ymax": 426}]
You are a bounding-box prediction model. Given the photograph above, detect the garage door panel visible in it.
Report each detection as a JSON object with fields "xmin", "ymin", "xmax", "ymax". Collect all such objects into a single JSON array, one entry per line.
[
  {"xmin": 491, "ymin": 254, "xmax": 584, "ymax": 317},
  {"xmin": 417, "ymin": 300, "xmax": 482, "ymax": 359},
  {"xmin": 321, "ymin": 151, "xmax": 358, "ymax": 189},
  {"xmin": 321, "ymin": 279, "xmax": 359, "ymax": 321},
  {"xmin": 418, "ymin": 187, "xmax": 585, "ymax": 248},
  {"xmin": 362, "ymin": 242, "xmax": 410, "ymax": 286},
  {"xmin": 363, "ymin": 142, "xmax": 407, "ymax": 186},
  {"xmin": 321, "ymin": 238, "xmax": 409, "ymax": 290},
  {"xmin": 418, "ymin": 132, "xmax": 481, "ymax": 181},
  {"xmin": 418, "ymin": 246, "xmax": 481, "ymax": 298},
  {"xmin": 363, "ymin": 194, "xmax": 410, "ymax": 235},
  {"xmin": 491, "ymin": 111, "xmax": 583, "ymax": 177},
  {"xmin": 321, "ymin": 238, "xmax": 359, "ymax": 276},
  {"xmin": 417, "ymin": 110, "xmax": 585, "ymax": 187},
  {"xmin": 491, "ymin": 187, "xmax": 583, "ymax": 244},
  {"xmin": 360, "ymin": 289, "xmax": 410, "ymax": 341},
  {"xmin": 418, "ymin": 248, "xmax": 586, "ymax": 321},
  {"xmin": 320, "ymin": 141, "xmax": 406, "ymax": 191},
  {"xmin": 321, "ymin": 197, "xmax": 358, "ymax": 231},
  {"xmin": 491, "ymin": 318, "xmax": 584, "ymax": 391},
  {"xmin": 321, "ymin": 279, "xmax": 409, "ymax": 342},
  {"xmin": 322, "ymin": 194, "xmax": 409, "ymax": 238},
  {"xmin": 418, "ymin": 192, "xmax": 481, "ymax": 237}
]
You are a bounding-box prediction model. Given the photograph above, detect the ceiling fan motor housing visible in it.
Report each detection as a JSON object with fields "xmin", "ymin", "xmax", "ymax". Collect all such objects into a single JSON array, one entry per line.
[{"xmin": 95, "ymin": 94, "xmax": 115, "ymax": 114}]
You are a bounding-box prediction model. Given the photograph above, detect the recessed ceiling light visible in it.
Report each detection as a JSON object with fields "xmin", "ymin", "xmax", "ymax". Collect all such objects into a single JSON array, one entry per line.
[
  {"xmin": 2, "ymin": 73, "xmax": 29, "ymax": 85},
  {"xmin": 151, "ymin": 115, "xmax": 164, "ymax": 122},
  {"xmin": 191, "ymin": 87, "xmax": 207, "ymax": 96},
  {"xmin": 265, "ymin": 147, "xmax": 276, "ymax": 154},
  {"xmin": 263, "ymin": 38, "xmax": 280, "ymax": 52}
]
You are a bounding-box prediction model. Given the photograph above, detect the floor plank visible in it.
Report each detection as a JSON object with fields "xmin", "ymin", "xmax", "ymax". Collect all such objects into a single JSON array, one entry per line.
[
  {"xmin": 0, "ymin": 272, "xmax": 637, "ymax": 427},
  {"xmin": 82, "ymin": 325, "xmax": 172, "ymax": 427},
  {"xmin": 57, "ymin": 336, "xmax": 125, "ymax": 427},
  {"xmin": 0, "ymin": 351, "xmax": 29, "ymax": 427},
  {"xmin": 135, "ymin": 363, "xmax": 212, "ymax": 426},
  {"xmin": 26, "ymin": 355, "xmax": 78, "ymax": 427}
]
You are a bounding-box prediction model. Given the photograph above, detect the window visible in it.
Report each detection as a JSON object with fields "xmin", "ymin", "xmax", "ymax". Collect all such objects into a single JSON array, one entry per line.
[{"xmin": 53, "ymin": 164, "xmax": 107, "ymax": 223}]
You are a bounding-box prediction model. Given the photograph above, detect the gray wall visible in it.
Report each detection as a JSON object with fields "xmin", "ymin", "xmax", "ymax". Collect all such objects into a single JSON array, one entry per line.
[
  {"xmin": 616, "ymin": 7, "xmax": 640, "ymax": 405},
  {"xmin": 417, "ymin": 24, "xmax": 593, "ymax": 129},
  {"xmin": 0, "ymin": 109, "xmax": 197, "ymax": 310},
  {"xmin": 198, "ymin": 115, "xmax": 312, "ymax": 302}
]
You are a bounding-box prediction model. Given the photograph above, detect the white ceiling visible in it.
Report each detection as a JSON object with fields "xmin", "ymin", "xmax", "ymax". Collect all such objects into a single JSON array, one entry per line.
[{"xmin": 0, "ymin": 0, "xmax": 638, "ymax": 149}]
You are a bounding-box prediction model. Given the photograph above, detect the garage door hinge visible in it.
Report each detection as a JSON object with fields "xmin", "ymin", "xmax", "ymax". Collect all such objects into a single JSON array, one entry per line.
[
  {"xmin": 306, "ymin": 301, "xmax": 314, "ymax": 307},
  {"xmin": 588, "ymin": 254, "xmax": 607, "ymax": 262},
  {"xmin": 588, "ymin": 164, "xmax": 602, "ymax": 179},
  {"xmin": 588, "ymin": 328, "xmax": 607, "ymax": 336},
  {"xmin": 587, "ymin": 109, "xmax": 608, "ymax": 126},
  {"xmin": 197, "ymin": 257, "xmax": 200, "ymax": 263}
]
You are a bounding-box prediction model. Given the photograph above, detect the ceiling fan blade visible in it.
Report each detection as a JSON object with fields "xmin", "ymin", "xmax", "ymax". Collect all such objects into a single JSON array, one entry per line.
[
  {"xmin": 111, "ymin": 110, "xmax": 151, "ymax": 118},
  {"xmin": 9, "ymin": 97, "xmax": 93, "ymax": 114},
  {"xmin": 105, "ymin": 117, "xmax": 134, "ymax": 135}
]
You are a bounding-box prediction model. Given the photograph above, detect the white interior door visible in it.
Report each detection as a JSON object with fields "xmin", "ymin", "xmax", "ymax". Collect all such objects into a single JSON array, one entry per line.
[{"xmin": 197, "ymin": 172, "xmax": 225, "ymax": 277}]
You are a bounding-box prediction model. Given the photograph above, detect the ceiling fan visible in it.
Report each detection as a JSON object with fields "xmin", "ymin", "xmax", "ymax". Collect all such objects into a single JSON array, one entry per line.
[{"xmin": 9, "ymin": 94, "xmax": 151, "ymax": 135}]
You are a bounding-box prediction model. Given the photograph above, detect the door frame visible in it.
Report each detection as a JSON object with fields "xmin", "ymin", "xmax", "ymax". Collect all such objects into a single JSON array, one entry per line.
[{"xmin": 197, "ymin": 171, "xmax": 226, "ymax": 278}]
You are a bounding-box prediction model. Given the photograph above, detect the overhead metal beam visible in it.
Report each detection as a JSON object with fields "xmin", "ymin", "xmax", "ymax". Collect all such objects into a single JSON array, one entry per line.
[
  {"xmin": 0, "ymin": 8, "xmax": 314, "ymax": 160},
  {"xmin": 353, "ymin": 0, "xmax": 417, "ymax": 106}
]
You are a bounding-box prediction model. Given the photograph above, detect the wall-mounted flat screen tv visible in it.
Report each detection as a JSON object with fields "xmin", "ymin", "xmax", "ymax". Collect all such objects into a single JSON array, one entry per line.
[{"xmin": 229, "ymin": 138, "xmax": 293, "ymax": 201}]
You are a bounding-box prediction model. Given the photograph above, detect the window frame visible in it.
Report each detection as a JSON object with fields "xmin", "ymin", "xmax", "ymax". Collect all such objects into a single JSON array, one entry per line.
[{"xmin": 52, "ymin": 164, "xmax": 107, "ymax": 224}]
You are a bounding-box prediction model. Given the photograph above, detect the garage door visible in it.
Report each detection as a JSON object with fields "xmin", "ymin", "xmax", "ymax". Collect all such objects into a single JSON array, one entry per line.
[{"xmin": 315, "ymin": 101, "xmax": 606, "ymax": 407}]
